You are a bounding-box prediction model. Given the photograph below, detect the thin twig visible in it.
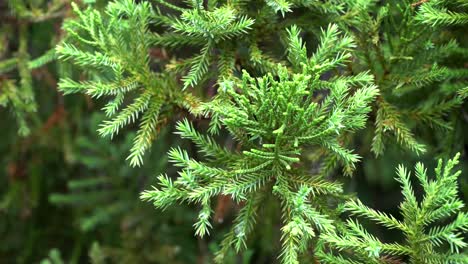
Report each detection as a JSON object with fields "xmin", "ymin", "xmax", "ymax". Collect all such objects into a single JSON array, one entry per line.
[{"xmin": 412, "ymin": 0, "xmax": 429, "ymax": 7}]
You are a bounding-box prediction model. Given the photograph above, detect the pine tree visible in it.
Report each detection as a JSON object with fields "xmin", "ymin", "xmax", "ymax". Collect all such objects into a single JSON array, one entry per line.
[{"xmin": 317, "ymin": 153, "xmax": 468, "ymax": 264}]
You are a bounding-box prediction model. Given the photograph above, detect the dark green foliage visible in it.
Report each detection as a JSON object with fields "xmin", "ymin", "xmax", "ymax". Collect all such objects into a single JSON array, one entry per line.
[{"xmin": 0, "ymin": 0, "xmax": 65, "ymax": 135}]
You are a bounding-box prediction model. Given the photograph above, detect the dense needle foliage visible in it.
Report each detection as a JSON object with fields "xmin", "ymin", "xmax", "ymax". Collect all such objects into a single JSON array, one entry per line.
[
  {"xmin": 318, "ymin": 153, "xmax": 467, "ymax": 263},
  {"xmin": 0, "ymin": 0, "xmax": 467, "ymax": 263}
]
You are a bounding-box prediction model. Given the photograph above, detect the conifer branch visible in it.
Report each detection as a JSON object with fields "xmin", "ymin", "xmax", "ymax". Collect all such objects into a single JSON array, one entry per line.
[{"xmin": 318, "ymin": 154, "xmax": 468, "ymax": 263}]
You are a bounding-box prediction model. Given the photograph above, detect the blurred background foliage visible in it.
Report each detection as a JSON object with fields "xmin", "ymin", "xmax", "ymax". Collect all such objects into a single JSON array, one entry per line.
[{"xmin": 0, "ymin": 0, "xmax": 467, "ymax": 263}]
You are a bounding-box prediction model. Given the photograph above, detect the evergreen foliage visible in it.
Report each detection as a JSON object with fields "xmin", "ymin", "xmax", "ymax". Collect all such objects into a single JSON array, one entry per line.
[
  {"xmin": 416, "ymin": 0, "xmax": 468, "ymax": 26},
  {"xmin": 338, "ymin": 0, "xmax": 468, "ymax": 156},
  {"xmin": 57, "ymin": 0, "xmax": 199, "ymax": 166},
  {"xmin": 1, "ymin": 0, "xmax": 467, "ymax": 263},
  {"xmin": 153, "ymin": 0, "xmax": 255, "ymax": 88},
  {"xmin": 141, "ymin": 24, "xmax": 378, "ymax": 264},
  {"xmin": 0, "ymin": 0, "xmax": 65, "ymax": 136},
  {"xmin": 49, "ymin": 114, "xmax": 145, "ymax": 232},
  {"xmin": 317, "ymin": 153, "xmax": 468, "ymax": 264},
  {"xmin": 152, "ymin": 0, "xmax": 344, "ymax": 89}
]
